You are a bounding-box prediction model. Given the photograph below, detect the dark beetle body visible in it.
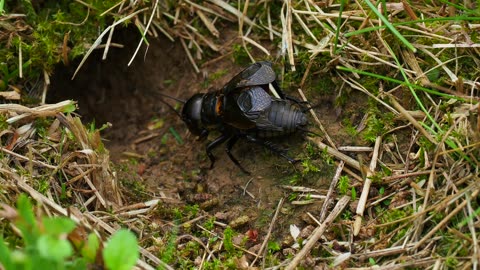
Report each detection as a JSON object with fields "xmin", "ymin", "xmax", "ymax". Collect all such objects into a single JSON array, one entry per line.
[{"xmin": 180, "ymin": 61, "xmax": 307, "ymax": 174}]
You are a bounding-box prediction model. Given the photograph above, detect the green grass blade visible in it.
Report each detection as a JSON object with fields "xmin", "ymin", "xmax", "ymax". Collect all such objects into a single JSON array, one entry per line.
[
  {"xmin": 345, "ymin": 16, "xmax": 480, "ymax": 38},
  {"xmin": 333, "ymin": 0, "xmax": 347, "ymax": 54},
  {"xmin": 363, "ymin": 0, "xmax": 416, "ymax": 52},
  {"xmin": 335, "ymin": 66, "xmax": 464, "ymax": 101}
]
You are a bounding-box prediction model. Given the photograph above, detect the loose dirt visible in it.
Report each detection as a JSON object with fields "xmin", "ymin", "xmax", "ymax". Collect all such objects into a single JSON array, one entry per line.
[{"xmin": 47, "ymin": 27, "xmax": 360, "ymax": 249}]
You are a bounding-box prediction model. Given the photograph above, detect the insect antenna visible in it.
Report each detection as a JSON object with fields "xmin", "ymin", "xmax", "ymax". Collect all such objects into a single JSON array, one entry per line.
[
  {"xmin": 155, "ymin": 92, "xmax": 185, "ymax": 119},
  {"xmin": 156, "ymin": 92, "xmax": 186, "ymax": 104}
]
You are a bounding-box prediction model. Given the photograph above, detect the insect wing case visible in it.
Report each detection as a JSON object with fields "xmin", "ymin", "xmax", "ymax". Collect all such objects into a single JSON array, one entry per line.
[{"xmin": 222, "ymin": 61, "xmax": 277, "ymax": 95}]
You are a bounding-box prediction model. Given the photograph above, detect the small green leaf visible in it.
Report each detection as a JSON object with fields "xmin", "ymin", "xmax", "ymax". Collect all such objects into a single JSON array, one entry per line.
[
  {"xmin": 0, "ymin": 237, "xmax": 14, "ymax": 270},
  {"xmin": 169, "ymin": 127, "xmax": 183, "ymax": 145},
  {"xmin": 15, "ymin": 194, "xmax": 38, "ymax": 245},
  {"xmin": 81, "ymin": 233, "xmax": 100, "ymax": 263},
  {"xmin": 63, "ymin": 102, "xmax": 77, "ymax": 113},
  {"xmin": 351, "ymin": 187, "xmax": 357, "ymax": 201},
  {"xmin": 103, "ymin": 229, "xmax": 139, "ymax": 270},
  {"xmin": 37, "ymin": 235, "xmax": 73, "ymax": 261},
  {"xmin": 42, "ymin": 217, "xmax": 76, "ymax": 236}
]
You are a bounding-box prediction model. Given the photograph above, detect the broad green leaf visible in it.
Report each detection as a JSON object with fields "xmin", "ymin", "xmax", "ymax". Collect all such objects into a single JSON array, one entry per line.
[
  {"xmin": 37, "ymin": 235, "xmax": 73, "ymax": 261},
  {"xmin": 81, "ymin": 233, "xmax": 100, "ymax": 263},
  {"xmin": 15, "ymin": 194, "xmax": 38, "ymax": 245},
  {"xmin": 0, "ymin": 237, "xmax": 14, "ymax": 270},
  {"xmin": 42, "ymin": 217, "xmax": 76, "ymax": 236},
  {"xmin": 103, "ymin": 229, "xmax": 139, "ymax": 270}
]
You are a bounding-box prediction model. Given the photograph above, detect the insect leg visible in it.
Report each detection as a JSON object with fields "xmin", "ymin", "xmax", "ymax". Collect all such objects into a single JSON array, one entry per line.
[
  {"xmin": 245, "ymin": 135, "xmax": 299, "ymax": 164},
  {"xmin": 206, "ymin": 134, "xmax": 230, "ymax": 169},
  {"xmin": 225, "ymin": 136, "xmax": 250, "ymax": 175}
]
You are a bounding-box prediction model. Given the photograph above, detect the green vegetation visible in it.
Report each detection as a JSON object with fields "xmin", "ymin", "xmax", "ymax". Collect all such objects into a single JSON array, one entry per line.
[
  {"xmin": 0, "ymin": 194, "xmax": 139, "ymax": 270},
  {"xmin": 1, "ymin": 1, "xmax": 125, "ymax": 97}
]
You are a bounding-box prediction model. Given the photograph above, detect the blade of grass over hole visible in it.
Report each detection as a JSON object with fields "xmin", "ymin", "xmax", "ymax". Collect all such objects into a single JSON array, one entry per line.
[
  {"xmin": 72, "ymin": 8, "xmax": 149, "ymax": 79},
  {"xmin": 0, "ymin": 0, "xmax": 4, "ymax": 14},
  {"xmin": 169, "ymin": 127, "xmax": 183, "ymax": 145},
  {"xmin": 333, "ymin": 0, "xmax": 346, "ymax": 54},
  {"xmin": 336, "ymin": 66, "xmax": 463, "ymax": 101},
  {"xmin": 345, "ymin": 16, "xmax": 480, "ymax": 38},
  {"xmin": 128, "ymin": 0, "xmax": 158, "ymax": 66},
  {"xmin": 363, "ymin": 0, "xmax": 416, "ymax": 52}
]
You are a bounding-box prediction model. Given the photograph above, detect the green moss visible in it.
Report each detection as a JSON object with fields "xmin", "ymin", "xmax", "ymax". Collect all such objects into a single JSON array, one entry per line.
[
  {"xmin": 0, "ymin": 114, "xmax": 8, "ymax": 131},
  {"xmin": 1, "ymin": 0, "xmax": 127, "ymax": 89},
  {"xmin": 232, "ymin": 44, "xmax": 251, "ymax": 66},
  {"xmin": 361, "ymin": 107, "xmax": 395, "ymax": 143}
]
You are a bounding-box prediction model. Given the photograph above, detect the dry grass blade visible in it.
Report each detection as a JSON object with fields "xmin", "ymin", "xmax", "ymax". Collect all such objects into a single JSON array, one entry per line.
[
  {"xmin": 285, "ymin": 196, "xmax": 350, "ymax": 270},
  {"xmin": 128, "ymin": 0, "xmax": 159, "ymax": 66},
  {"xmin": 252, "ymin": 198, "xmax": 284, "ymax": 266},
  {"xmin": 308, "ymin": 137, "xmax": 361, "ymax": 171},
  {"xmin": 0, "ymin": 100, "xmax": 75, "ymax": 123},
  {"xmin": 319, "ymin": 161, "xmax": 344, "ymax": 222},
  {"xmin": 208, "ymin": 0, "xmax": 254, "ymax": 26},
  {"xmin": 281, "ymin": 0, "xmax": 295, "ymax": 71},
  {"xmin": 72, "ymin": 8, "xmax": 148, "ymax": 79}
]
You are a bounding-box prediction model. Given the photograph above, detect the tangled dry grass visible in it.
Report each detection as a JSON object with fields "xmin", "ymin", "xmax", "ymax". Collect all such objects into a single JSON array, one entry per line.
[{"xmin": 1, "ymin": 0, "xmax": 480, "ymax": 269}]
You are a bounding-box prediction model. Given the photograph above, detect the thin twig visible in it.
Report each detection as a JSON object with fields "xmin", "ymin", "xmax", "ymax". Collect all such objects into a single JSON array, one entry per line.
[{"xmin": 285, "ymin": 196, "xmax": 350, "ymax": 270}]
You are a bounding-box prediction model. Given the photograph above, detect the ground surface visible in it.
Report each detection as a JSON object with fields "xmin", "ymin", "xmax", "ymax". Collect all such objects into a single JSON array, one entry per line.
[{"xmin": 47, "ymin": 27, "xmax": 361, "ymax": 248}]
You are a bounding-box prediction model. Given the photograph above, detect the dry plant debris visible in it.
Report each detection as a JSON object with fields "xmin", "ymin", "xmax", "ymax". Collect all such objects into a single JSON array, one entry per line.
[{"xmin": 1, "ymin": 0, "xmax": 480, "ymax": 269}]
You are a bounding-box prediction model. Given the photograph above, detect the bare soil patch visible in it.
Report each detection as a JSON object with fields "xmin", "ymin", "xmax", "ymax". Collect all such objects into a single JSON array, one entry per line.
[{"xmin": 47, "ymin": 27, "xmax": 362, "ymax": 249}]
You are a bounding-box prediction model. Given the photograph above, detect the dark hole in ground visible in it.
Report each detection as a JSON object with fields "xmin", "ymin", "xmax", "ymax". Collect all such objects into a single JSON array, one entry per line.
[{"xmin": 48, "ymin": 27, "xmax": 196, "ymax": 160}]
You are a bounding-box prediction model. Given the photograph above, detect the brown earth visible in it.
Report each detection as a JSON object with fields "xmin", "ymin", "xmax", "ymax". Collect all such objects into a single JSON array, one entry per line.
[{"xmin": 47, "ymin": 27, "xmax": 361, "ymax": 247}]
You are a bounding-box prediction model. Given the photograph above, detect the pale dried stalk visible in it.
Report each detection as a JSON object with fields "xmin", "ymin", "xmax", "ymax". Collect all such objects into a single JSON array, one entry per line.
[
  {"xmin": 297, "ymin": 88, "xmax": 337, "ymax": 149},
  {"xmin": 292, "ymin": 11, "xmax": 319, "ymax": 43},
  {"xmin": 419, "ymin": 47, "xmax": 458, "ymax": 82},
  {"xmin": 242, "ymin": 36, "xmax": 270, "ymax": 56},
  {"xmin": 338, "ymin": 75, "xmax": 399, "ymax": 114},
  {"xmin": 184, "ymin": 0, "xmax": 230, "ymax": 20},
  {"xmin": 285, "ymin": 196, "xmax": 350, "ymax": 270},
  {"xmin": 389, "ymin": 97, "xmax": 437, "ymax": 144},
  {"xmin": 413, "ymin": 189, "xmax": 478, "ymax": 250},
  {"xmin": 252, "ymin": 198, "xmax": 284, "ymax": 266},
  {"xmin": 308, "ymin": 137, "xmax": 361, "ymax": 171},
  {"xmin": 354, "ymin": 136, "xmax": 381, "ymax": 236},
  {"xmin": 102, "ymin": 1, "xmax": 124, "ymax": 60},
  {"xmin": 196, "ymin": 9, "xmax": 219, "ymax": 37},
  {"xmin": 76, "ymin": 167, "xmax": 107, "ymax": 209},
  {"xmin": 352, "ymin": 243, "xmax": 416, "ymax": 259},
  {"xmin": 0, "ymin": 100, "xmax": 75, "ymax": 124},
  {"xmin": 281, "ymin": 0, "xmax": 295, "ymax": 71},
  {"xmin": 0, "ymin": 91, "xmax": 21, "ymax": 100},
  {"xmin": 180, "ymin": 38, "xmax": 200, "ymax": 73},
  {"xmin": 128, "ymin": 0, "xmax": 159, "ymax": 66},
  {"xmin": 338, "ymin": 146, "xmax": 373, "ymax": 152},
  {"xmin": 280, "ymin": 185, "xmax": 322, "ymax": 193},
  {"xmin": 19, "ymin": 37, "xmax": 22, "ymax": 78},
  {"xmin": 72, "ymin": 8, "xmax": 148, "ymax": 79},
  {"xmin": 0, "ymin": 147, "xmax": 58, "ymax": 169},
  {"xmin": 319, "ymin": 161, "xmax": 344, "ymax": 222},
  {"xmin": 208, "ymin": 0, "xmax": 254, "ymax": 26}
]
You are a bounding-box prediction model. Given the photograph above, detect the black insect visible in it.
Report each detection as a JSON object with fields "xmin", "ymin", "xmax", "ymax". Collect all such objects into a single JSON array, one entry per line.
[{"xmin": 160, "ymin": 61, "xmax": 308, "ymax": 174}]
